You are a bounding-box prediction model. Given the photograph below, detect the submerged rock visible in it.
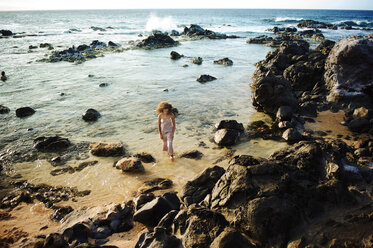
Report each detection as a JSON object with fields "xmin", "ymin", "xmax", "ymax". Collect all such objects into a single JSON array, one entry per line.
[
  {"xmin": 33, "ymin": 136, "xmax": 71, "ymax": 152},
  {"xmin": 82, "ymin": 108, "xmax": 101, "ymax": 122},
  {"xmin": 197, "ymin": 74, "xmax": 217, "ymax": 83},
  {"xmin": 179, "ymin": 150, "xmax": 203, "ymax": 160},
  {"xmin": 89, "ymin": 142, "xmax": 125, "ymax": 157},
  {"xmin": 115, "ymin": 157, "xmax": 145, "ymax": 173},
  {"xmin": 213, "ymin": 58, "xmax": 233, "ymax": 66},
  {"xmin": 170, "ymin": 51, "xmax": 183, "ymax": 60},
  {"xmin": 190, "ymin": 57, "xmax": 203, "ymax": 65},
  {"xmin": 133, "ymin": 152, "xmax": 156, "ymax": 163},
  {"xmin": 15, "ymin": 107, "xmax": 35, "ymax": 118},
  {"xmin": 0, "ymin": 29, "xmax": 13, "ymax": 36},
  {"xmin": 0, "ymin": 105, "xmax": 10, "ymax": 114}
]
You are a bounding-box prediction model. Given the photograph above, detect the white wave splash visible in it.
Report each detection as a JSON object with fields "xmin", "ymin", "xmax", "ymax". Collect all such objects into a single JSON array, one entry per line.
[{"xmin": 145, "ymin": 14, "xmax": 177, "ymax": 32}]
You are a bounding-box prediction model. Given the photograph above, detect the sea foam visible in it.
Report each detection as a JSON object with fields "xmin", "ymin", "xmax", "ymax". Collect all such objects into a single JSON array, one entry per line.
[{"xmin": 145, "ymin": 14, "xmax": 177, "ymax": 32}]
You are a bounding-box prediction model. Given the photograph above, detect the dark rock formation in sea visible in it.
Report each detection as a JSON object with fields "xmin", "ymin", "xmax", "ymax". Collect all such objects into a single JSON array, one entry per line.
[
  {"xmin": 182, "ymin": 24, "xmax": 239, "ymax": 40},
  {"xmin": 0, "ymin": 29, "xmax": 13, "ymax": 36},
  {"xmin": 133, "ymin": 152, "xmax": 156, "ymax": 163},
  {"xmin": 190, "ymin": 57, "xmax": 203, "ymax": 65},
  {"xmin": 82, "ymin": 108, "xmax": 101, "ymax": 122},
  {"xmin": 136, "ymin": 32, "xmax": 179, "ymax": 49},
  {"xmin": 170, "ymin": 51, "xmax": 183, "ymax": 60},
  {"xmin": 15, "ymin": 106, "xmax": 35, "ymax": 118},
  {"xmin": 197, "ymin": 74, "xmax": 216, "ymax": 83},
  {"xmin": 213, "ymin": 57, "xmax": 233, "ymax": 66},
  {"xmin": 297, "ymin": 19, "xmax": 338, "ymax": 29},
  {"xmin": 33, "ymin": 136, "xmax": 71, "ymax": 152},
  {"xmin": 0, "ymin": 105, "xmax": 10, "ymax": 114}
]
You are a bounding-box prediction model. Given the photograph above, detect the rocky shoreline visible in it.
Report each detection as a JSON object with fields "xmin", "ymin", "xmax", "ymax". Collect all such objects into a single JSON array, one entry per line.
[{"xmin": 1, "ymin": 19, "xmax": 373, "ymax": 248}]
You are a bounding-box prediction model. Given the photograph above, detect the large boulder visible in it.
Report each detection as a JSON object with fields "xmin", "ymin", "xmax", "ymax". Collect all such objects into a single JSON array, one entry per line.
[
  {"xmin": 282, "ymin": 128, "xmax": 303, "ymax": 142},
  {"xmin": 251, "ymin": 74, "xmax": 297, "ymax": 115},
  {"xmin": 33, "ymin": 136, "xmax": 71, "ymax": 152},
  {"xmin": 134, "ymin": 192, "xmax": 180, "ymax": 227},
  {"xmin": 324, "ymin": 35, "xmax": 373, "ymax": 105},
  {"xmin": 135, "ymin": 227, "xmax": 182, "ymax": 248},
  {"xmin": 348, "ymin": 117, "xmax": 370, "ymax": 133},
  {"xmin": 137, "ymin": 33, "xmax": 179, "ymax": 49},
  {"xmin": 115, "ymin": 157, "xmax": 145, "ymax": 173},
  {"xmin": 179, "ymin": 150, "xmax": 203, "ymax": 160},
  {"xmin": 16, "ymin": 107, "xmax": 35, "ymax": 118},
  {"xmin": 181, "ymin": 165, "xmax": 225, "ymax": 206},
  {"xmin": 214, "ymin": 129, "xmax": 240, "ymax": 146},
  {"xmin": 89, "ymin": 142, "xmax": 125, "ymax": 157},
  {"xmin": 215, "ymin": 120, "xmax": 244, "ymax": 132}
]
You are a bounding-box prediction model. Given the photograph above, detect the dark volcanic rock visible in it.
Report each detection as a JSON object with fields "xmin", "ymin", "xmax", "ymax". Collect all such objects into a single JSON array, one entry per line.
[
  {"xmin": 190, "ymin": 57, "xmax": 203, "ymax": 65},
  {"xmin": 134, "ymin": 192, "xmax": 180, "ymax": 227},
  {"xmin": 170, "ymin": 51, "xmax": 183, "ymax": 60},
  {"xmin": 282, "ymin": 128, "xmax": 303, "ymax": 142},
  {"xmin": 33, "ymin": 136, "xmax": 71, "ymax": 152},
  {"xmin": 137, "ymin": 178, "xmax": 173, "ymax": 195},
  {"xmin": 179, "ymin": 150, "xmax": 203, "ymax": 160},
  {"xmin": 0, "ymin": 29, "xmax": 13, "ymax": 36},
  {"xmin": 89, "ymin": 142, "xmax": 125, "ymax": 157},
  {"xmin": 137, "ymin": 33, "xmax": 179, "ymax": 49},
  {"xmin": 215, "ymin": 120, "xmax": 244, "ymax": 132},
  {"xmin": 183, "ymin": 24, "xmax": 232, "ymax": 39},
  {"xmin": 82, "ymin": 108, "xmax": 101, "ymax": 122},
  {"xmin": 197, "ymin": 74, "xmax": 217, "ymax": 83},
  {"xmin": 297, "ymin": 19, "xmax": 337, "ymax": 29},
  {"xmin": 182, "ymin": 165, "xmax": 225, "ymax": 206},
  {"xmin": 0, "ymin": 105, "xmax": 10, "ymax": 114},
  {"xmin": 135, "ymin": 227, "xmax": 182, "ymax": 248},
  {"xmin": 214, "ymin": 129, "xmax": 240, "ymax": 146},
  {"xmin": 214, "ymin": 58, "xmax": 233, "ymax": 66},
  {"xmin": 15, "ymin": 107, "xmax": 35, "ymax": 118},
  {"xmin": 324, "ymin": 35, "xmax": 373, "ymax": 106},
  {"xmin": 348, "ymin": 117, "xmax": 370, "ymax": 133},
  {"xmin": 50, "ymin": 206, "xmax": 73, "ymax": 221}
]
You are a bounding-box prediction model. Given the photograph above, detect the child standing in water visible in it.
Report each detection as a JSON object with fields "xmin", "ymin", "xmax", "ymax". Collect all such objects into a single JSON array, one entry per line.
[{"xmin": 156, "ymin": 102, "xmax": 176, "ymax": 161}]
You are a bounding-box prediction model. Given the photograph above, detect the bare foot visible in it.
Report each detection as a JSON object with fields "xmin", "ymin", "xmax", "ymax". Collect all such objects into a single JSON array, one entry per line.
[{"xmin": 170, "ymin": 155, "xmax": 174, "ymax": 161}]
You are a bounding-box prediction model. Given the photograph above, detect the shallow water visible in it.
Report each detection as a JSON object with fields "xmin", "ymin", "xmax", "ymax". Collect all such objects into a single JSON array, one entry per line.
[{"xmin": 1, "ymin": 9, "xmax": 372, "ymax": 208}]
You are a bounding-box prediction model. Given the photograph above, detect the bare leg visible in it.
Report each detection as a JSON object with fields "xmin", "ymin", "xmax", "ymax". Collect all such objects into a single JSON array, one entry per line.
[
  {"xmin": 167, "ymin": 134, "xmax": 174, "ymax": 160},
  {"xmin": 162, "ymin": 134, "xmax": 168, "ymax": 151}
]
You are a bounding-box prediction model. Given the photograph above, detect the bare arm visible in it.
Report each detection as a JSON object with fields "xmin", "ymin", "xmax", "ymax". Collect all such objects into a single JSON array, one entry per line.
[{"xmin": 158, "ymin": 115, "xmax": 163, "ymax": 139}]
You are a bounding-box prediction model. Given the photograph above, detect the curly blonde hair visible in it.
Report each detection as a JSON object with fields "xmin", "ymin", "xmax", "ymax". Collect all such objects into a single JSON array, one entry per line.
[{"xmin": 155, "ymin": 101, "xmax": 173, "ymax": 114}]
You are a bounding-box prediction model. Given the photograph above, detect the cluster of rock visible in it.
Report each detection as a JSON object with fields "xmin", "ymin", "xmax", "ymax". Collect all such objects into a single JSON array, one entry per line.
[
  {"xmin": 40, "ymin": 40, "xmax": 123, "ymax": 63},
  {"xmin": 181, "ymin": 24, "xmax": 240, "ymax": 40},
  {"xmin": 297, "ymin": 19, "xmax": 373, "ymax": 31},
  {"xmin": 136, "ymin": 32, "xmax": 180, "ymax": 49}
]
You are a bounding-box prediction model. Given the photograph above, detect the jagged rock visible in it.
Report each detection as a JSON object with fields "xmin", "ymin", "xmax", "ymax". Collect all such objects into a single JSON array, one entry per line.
[
  {"xmin": 50, "ymin": 206, "xmax": 73, "ymax": 221},
  {"xmin": 137, "ymin": 178, "xmax": 173, "ymax": 195},
  {"xmin": 179, "ymin": 150, "xmax": 203, "ymax": 160},
  {"xmin": 135, "ymin": 227, "xmax": 182, "ymax": 248},
  {"xmin": 182, "ymin": 166, "xmax": 225, "ymax": 206},
  {"xmin": 214, "ymin": 58, "xmax": 233, "ymax": 66},
  {"xmin": 276, "ymin": 106, "xmax": 293, "ymax": 121},
  {"xmin": 134, "ymin": 193, "xmax": 155, "ymax": 210},
  {"xmin": 33, "ymin": 136, "xmax": 71, "ymax": 152},
  {"xmin": 108, "ymin": 41, "xmax": 120, "ymax": 47},
  {"xmin": 15, "ymin": 107, "xmax": 35, "ymax": 117},
  {"xmin": 282, "ymin": 128, "xmax": 303, "ymax": 142},
  {"xmin": 137, "ymin": 33, "xmax": 179, "ymax": 49},
  {"xmin": 297, "ymin": 20, "xmax": 337, "ymax": 29},
  {"xmin": 183, "ymin": 24, "xmax": 231, "ymax": 39},
  {"xmin": 210, "ymin": 228, "xmax": 256, "ymax": 248},
  {"xmin": 348, "ymin": 117, "xmax": 370, "ymax": 133},
  {"xmin": 246, "ymin": 35, "xmax": 274, "ymax": 45},
  {"xmin": 82, "ymin": 108, "xmax": 101, "ymax": 122},
  {"xmin": 324, "ymin": 35, "xmax": 373, "ymax": 105},
  {"xmin": 134, "ymin": 192, "xmax": 180, "ymax": 227},
  {"xmin": 197, "ymin": 74, "xmax": 217, "ymax": 83},
  {"xmin": 214, "ymin": 129, "xmax": 240, "ymax": 146},
  {"xmin": 352, "ymin": 107, "xmax": 372, "ymax": 119},
  {"xmin": 89, "ymin": 142, "xmax": 125, "ymax": 157},
  {"xmin": 115, "ymin": 157, "xmax": 145, "ymax": 173},
  {"xmin": 315, "ymin": 39, "xmax": 336, "ymax": 55},
  {"xmin": 215, "ymin": 120, "xmax": 244, "ymax": 131},
  {"xmin": 170, "ymin": 51, "xmax": 183, "ymax": 60}
]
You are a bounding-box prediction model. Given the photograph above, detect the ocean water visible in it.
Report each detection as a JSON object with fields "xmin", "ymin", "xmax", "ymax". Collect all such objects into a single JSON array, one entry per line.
[{"xmin": 1, "ymin": 9, "xmax": 373, "ymax": 207}]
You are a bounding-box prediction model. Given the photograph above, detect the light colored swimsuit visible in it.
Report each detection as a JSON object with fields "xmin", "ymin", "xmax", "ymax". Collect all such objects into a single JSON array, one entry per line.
[{"xmin": 161, "ymin": 117, "xmax": 174, "ymax": 156}]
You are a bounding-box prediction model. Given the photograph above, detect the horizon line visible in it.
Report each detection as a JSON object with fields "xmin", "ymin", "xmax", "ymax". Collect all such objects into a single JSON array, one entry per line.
[{"xmin": 1, "ymin": 7, "xmax": 373, "ymax": 12}]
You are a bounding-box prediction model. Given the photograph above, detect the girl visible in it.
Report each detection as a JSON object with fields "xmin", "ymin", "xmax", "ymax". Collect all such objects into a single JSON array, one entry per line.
[{"xmin": 156, "ymin": 101, "xmax": 176, "ymax": 161}]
